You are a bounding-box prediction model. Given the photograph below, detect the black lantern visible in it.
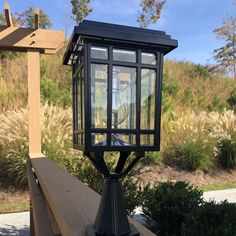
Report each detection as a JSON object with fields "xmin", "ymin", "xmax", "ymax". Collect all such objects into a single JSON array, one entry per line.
[{"xmin": 63, "ymin": 20, "xmax": 177, "ymax": 236}]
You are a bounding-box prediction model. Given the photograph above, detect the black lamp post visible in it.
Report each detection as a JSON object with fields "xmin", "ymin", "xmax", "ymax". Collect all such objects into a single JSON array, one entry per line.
[{"xmin": 63, "ymin": 20, "xmax": 177, "ymax": 236}]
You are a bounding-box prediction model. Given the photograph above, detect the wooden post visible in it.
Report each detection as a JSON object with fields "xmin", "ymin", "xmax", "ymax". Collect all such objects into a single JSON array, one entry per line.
[
  {"xmin": 27, "ymin": 49, "xmax": 41, "ymax": 157},
  {"xmin": 4, "ymin": 2, "xmax": 13, "ymax": 27},
  {"xmin": 34, "ymin": 8, "xmax": 39, "ymax": 29}
]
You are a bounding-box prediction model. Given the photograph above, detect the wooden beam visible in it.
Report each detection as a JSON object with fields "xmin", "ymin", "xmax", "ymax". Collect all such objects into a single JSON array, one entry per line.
[
  {"xmin": 4, "ymin": 2, "xmax": 13, "ymax": 27},
  {"xmin": 0, "ymin": 26, "xmax": 65, "ymax": 54},
  {"xmin": 27, "ymin": 160, "xmax": 54, "ymax": 236},
  {"xmin": 30, "ymin": 157, "xmax": 156, "ymax": 236},
  {"xmin": 28, "ymin": 49, "xmax": 41, "ymax": 156},
  {"xmin": 34, "ymin": 8, "xmax": 39, "ymax": 29}
]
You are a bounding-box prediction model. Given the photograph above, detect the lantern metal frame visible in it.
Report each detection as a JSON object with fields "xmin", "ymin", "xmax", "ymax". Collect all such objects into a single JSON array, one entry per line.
[{"xmin": 67, "ymin": 43, "xmax": 171, "ymax": 152}]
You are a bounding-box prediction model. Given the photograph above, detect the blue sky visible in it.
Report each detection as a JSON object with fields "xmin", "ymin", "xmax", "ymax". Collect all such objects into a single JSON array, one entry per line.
[{"xmin": 2, "ymin": 0, "xmax": 235, "ymax": 64}]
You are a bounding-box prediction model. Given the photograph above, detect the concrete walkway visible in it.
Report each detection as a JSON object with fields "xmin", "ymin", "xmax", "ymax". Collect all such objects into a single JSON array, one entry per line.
[
  {"xmin": 203, "ymin": 188, "xmax": 236, "ymax": 203},
  {"xmin": 0, "ymin": 212, "xmax": 29, "ymax": 236},
  {"xmin": 0, "ymin": 189, "xmax": 235, "ymax": 235}
]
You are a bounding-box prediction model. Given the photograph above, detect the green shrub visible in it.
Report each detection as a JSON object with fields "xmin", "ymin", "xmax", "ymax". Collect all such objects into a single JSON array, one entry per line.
[
  {"xmin": 164, "ymin": 140, "xmax": 214, "ymax": 171},
  {"xmin": 227, "ymin": 88, "xmax": 236, "ymax": 109},
  {"xmin": 182, "ymin": 88, "xmax": 194, "ymax": 106},
  {"xmin": 208, "ymin": 94, "xmax": 227, "ymax": 112},
  {"xmin": 140, "ymin": 151, "xmax": 163, "ymax": 165},
  {"xmin": 141, "ymin": 181, "xmax": 203, "ymax": 236},
  {"xmin": 0, "ymin": 157, "xmax": 27, "ymax": 188},
  {"xmin": 217, "ymin": 137, "xmax": 236, "ymax": 169},
  {"xmin": 182, "ymin": 200, "xmax": 236, "ymax": 236},
  {"xmin": 41, "ymin": 79, "xmax": 71, "ymax": 107}
]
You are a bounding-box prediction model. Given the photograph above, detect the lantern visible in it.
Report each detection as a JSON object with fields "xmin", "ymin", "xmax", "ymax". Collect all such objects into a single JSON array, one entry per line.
[{"xmin": 63, "ymin": 20, "xmax": 177, "ymax": 236}]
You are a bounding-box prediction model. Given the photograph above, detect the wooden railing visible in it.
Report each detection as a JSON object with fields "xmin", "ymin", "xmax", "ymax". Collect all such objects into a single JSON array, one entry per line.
[{"xmin": 27, "ymin": 156, "xmax": 155, "ymax": 236}]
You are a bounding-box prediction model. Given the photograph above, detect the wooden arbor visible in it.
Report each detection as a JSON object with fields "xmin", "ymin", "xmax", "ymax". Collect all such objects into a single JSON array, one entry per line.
[{"xmin": 0, "ymin": 2, "xmax": 65, "ymax": 157}]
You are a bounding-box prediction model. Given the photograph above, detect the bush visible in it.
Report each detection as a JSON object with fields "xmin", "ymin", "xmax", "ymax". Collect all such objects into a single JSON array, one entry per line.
[
  {"xmin": 0, "ymin": 156, "xmax": 27, "ymax": 188},
  {"xmin": 208, "ymin": 94, "xmax": 227, "ymax": 112},
  {"xmin": 164, "ymin": 139, "xmax": 214, "ymax": 171},
  {"xmin": 182, "ymin": 200, "xmax": 236, "ymax": 236},
  {"xmin": 216, "ymin": 136, "xmax": 236, "ymax": 169},
  {"xmin": 141, "ymin": 181, "xmax": 203, "ymax": 236},
  {"xmin": 41, "ymin": 78, "xmax": 71, "ymax": 107},
  {"xmin": 227, "ymin": 88, "xmax": 236, "ymax": 109}
]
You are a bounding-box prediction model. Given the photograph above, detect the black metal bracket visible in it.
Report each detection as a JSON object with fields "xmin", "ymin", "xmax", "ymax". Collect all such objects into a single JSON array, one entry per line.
[
  {"xmin": 84, "ymin": 151, "xmax": 145, "ymax": 236},
  {"xmin": 85, "ymin": 151, "xmax": 145, "ymax": 178}
]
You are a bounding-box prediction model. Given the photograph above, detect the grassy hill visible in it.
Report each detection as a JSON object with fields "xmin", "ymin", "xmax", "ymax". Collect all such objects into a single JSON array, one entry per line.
[
  {"xmin": 1, "ymin": 50, "xmax": 235, "ymax": 112},
  {"xmin": 0, "ymin": 49, "xmax": 236, "ymax": 190}
]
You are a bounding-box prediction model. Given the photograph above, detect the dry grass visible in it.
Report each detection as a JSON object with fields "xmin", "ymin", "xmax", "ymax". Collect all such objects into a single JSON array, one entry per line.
[
  {"xmin": 0, "ymin": 104, "xmax": 73, "ymax": 154},
  {"xmin": 162, "ymin": 109, "xmax": 236, "ymax": 148}
]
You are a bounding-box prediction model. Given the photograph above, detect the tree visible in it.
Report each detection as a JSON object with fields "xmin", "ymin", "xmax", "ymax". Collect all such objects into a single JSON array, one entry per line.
[
  {"xmin": 15, "ymin": 7, "xmax": 52, "ymax": 29},
  {"xmin": 213, "ymin": 4, "xmax": 236, "ymax": 78},
  {"xmin": 70, "ymin": 0, "xmax": 92, "ymax": 24},
  {"xmin": 137, "ymin": 0, "xmax": 166, "ymax": 28}
]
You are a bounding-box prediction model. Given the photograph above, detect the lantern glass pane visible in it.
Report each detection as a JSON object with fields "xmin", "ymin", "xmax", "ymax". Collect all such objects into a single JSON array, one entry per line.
[
  {"xmin": 77, "ymin": 73, "xmax": 81, "ymax": 130},
  {"xmin": 92, "ymin": 133, "xmax": 107, "ymax": 146},
  {"xmin": 141, "ymin": 69, "xmax": 156, "ymax": 130},
  {"xmin": 113, "ymin": 49, "xmax": 136, "ymax": 63},
  {"xmin": 140, "ymin": 134, "xmax": 154, "ymax": 146},
  {"xmin": 111, "ymin": 134, "xmax": 136, "ymax": 146},
  {"xmin": 81, "ymin": 67, "xmax": 84, "ymax": 130},
  {"xmin": 91, "ymin": 64, "xmax": 108, "ymax": 128},
  {"xmin": 73, "ymin": 77, "xmax": 78, "ymax": 145},
  {"xmin": 141, "ymin": 52, "xmax": 156, "ymax": 65},
  {"xmin": 91, "ymin": 46, "xmax": 108, "ymax": 59},
  {"xmin": 112, "ymin": 66, "xmax": 136, "ymax": 129}
]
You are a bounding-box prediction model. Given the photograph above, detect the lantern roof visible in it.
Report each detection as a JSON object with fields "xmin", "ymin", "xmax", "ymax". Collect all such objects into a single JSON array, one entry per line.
[{"xmin": 63, "ymin": 20, "xmax": 178, "ymax": 65}]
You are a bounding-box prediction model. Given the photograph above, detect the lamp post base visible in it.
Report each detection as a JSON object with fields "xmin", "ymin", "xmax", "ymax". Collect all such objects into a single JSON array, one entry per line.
[
  {"xmin": 86, "ymin": 223, "xmax": 140, "ymax": 236},
  {"xmin": 86, "ymin": 177, "xmax": 140, "ymax": 236}
]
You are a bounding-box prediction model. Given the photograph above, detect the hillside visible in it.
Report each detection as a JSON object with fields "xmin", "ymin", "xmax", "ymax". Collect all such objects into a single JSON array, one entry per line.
[
  {"xmin": 0, "ymin": 50, "xmax": 236, "ymax": 191},
  {"xmin": 0, "ymin": 50, "xmax": 235, "ymax": 112}
]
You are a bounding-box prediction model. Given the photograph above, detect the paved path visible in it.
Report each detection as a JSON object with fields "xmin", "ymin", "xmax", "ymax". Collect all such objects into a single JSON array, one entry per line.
[
  {"xmin": 203, "ymin": 188, "xmax": 236, "ymax": 203},
  {"xmin": 0, "ymin": 189, "xmax": 235, "ymax": 235},
  {"xmin": 0, "ymin": 212, "xmax": 29, "ymax": 236}
]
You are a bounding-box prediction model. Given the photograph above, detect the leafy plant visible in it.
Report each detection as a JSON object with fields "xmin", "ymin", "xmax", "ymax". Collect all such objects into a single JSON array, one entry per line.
[
  {"xmin": 182, "ymin": 200, "xmax": 236, "ymax": 236},
  {"xmin": 208, "ymin": 94, "xmax": 227, "ymax": 112},
  {"xmin": 216, "ymin": 136, "xmax": 236, "ymax": 169},
  {"xmin": 141, "ymin": 181, "xmax": 203, "ymax": 236},
  {"xmin": 164, "ymin": 139, "xmax": 214, "ymax": 171},
  {"xmin": 227, "ymin": 88, "xmax": 236, "ymax": 110},
  {"xmin": 40, "ymin": 78, "xmax": 71, "ymax": 107}
]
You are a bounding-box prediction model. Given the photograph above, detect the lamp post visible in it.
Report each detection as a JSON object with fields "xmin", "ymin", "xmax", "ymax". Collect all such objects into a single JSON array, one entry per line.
[{"xmin": 63, "ymin": 20, "xmax": 177, "ymax": 236}]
